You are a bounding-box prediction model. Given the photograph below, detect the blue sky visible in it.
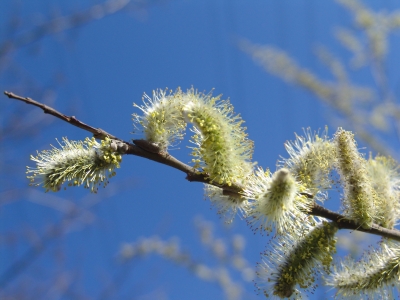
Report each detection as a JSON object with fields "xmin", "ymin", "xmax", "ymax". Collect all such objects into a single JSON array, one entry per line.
[{"xmin": 1, "ymin": 0, "xmax": 400, "ymax": 299}]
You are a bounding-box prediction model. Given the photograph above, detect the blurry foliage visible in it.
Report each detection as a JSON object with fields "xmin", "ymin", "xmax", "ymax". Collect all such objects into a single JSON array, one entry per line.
[
  {"xmin": 116, "ymin": 218, "xmax": 255, "ymax": 300},
  {"xmin": 242, "ymin": 0, "xmax": 400, "ymax": 160}
]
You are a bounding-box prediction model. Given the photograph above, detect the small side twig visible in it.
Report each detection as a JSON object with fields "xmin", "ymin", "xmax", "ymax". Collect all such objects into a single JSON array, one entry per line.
[{"xmin": 4, "ymin": 91, "xmax": 118, "ymax": 140}]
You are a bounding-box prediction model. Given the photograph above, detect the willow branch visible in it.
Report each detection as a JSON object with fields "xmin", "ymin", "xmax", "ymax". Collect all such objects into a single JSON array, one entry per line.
[
  {"xmin": 3, "ymin": 91, "xmax": 241, "ymax": 194},
  {"xmin": 5, "ymin": 91, "xmax": 400, "ymax": 241},
  {"xmin": 311, "ymin": 203, "xmax": 400, "ymax": 242}
]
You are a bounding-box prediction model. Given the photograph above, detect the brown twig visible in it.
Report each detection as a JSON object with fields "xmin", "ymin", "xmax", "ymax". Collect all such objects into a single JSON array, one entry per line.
[
  {"xmin": 4, "ymin": 91, "xmax": 119, "ymax": 140},
  {"xmin": 311, "ymin": 203, "xmax": 400, "ymax": 242},
  {"xmin": 5, "ymin": 91, "xmax": 400, "ymax": 241},
  {"xmin": 3, "ymin": 91, "xmax": 241, "ymax": 194}
]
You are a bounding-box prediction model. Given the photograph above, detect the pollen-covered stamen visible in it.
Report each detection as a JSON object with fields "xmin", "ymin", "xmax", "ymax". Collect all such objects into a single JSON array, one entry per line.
[
  {"xmin": 133, "ymin": 87, "xmax": 253, "ymax": 185},
  {"xmin": 327, "ymin": 241, "xmax": 400, "ymax": 299},
  {"xmin": 132, "ymin": 88, "xmax": 186, "ymax": 150},
  {"xmin": 280, "ymin": 128, "xmax": 336, "ymax": 202},
  {"xmin": 243, "ymin": 168, "xmax": 311, "ymax": 235},
  {"xmin": 204, "ymin": 184, "xmax": 250, "ymax": 223},
  {"xmin": 334, "ymin": 128, "xmax": 380, "ymax": 227},
  {"xmin": 367, "ymin": 155, "xmax": 400, "ymax": 229},
  {"xmin": 182, "ymin": 88, "xmax": 254, "ymax": 186},
  {"xmin": 26, "ymin": 137, "xmax": 122, "ymax": 193},
  {"xmin": 256, "ymin": 221, "xmax": 337, "ymax": 299}
]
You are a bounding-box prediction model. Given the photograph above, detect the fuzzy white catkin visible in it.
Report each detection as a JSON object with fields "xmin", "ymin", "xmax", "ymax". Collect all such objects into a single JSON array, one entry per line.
[
  {"xmin": 243, "ymin": 168, "xmax": 311, "ymax": 235},
  {"xmin": 256, "ymin": 221, "xmax": 337, "ymax": 299},
  {"xmin": 27, "ymin": 137, "xmax": 122, "ymax": 193},
  {"xmin": 327, "ymin": 241, "xmax": 400, "ymax": 299},
  {"xmin": 334, "ymin": 128, "xmax": 380, "ymax": 227},
  {"xmin": 133, "ymin": 88, "xmax": 186, "ymax": 150}
]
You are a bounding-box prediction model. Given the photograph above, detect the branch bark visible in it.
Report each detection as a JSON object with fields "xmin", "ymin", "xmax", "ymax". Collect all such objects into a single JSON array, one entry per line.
[
  {"xmin": 311, "ymin": 203, "xmax": 400, "ymax": 241},
  {"xmin": 5, "ymin": 90, "xmax": 400, "ymax": 242}
]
